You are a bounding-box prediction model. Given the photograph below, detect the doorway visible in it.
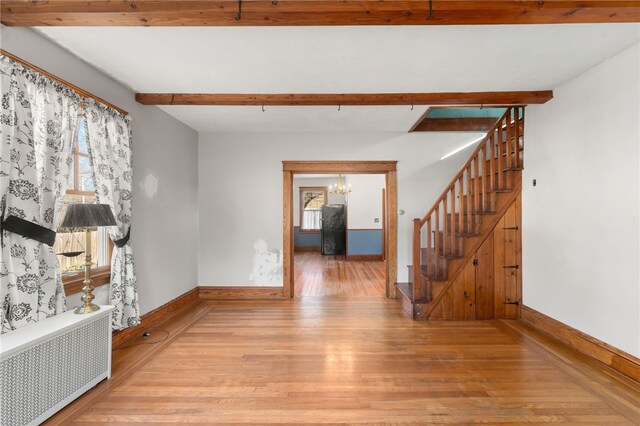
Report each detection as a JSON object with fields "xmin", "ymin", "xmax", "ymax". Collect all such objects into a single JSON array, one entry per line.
[{"xmin": 282, "ymin": 161, "xmax": 397, "ymax": 299}]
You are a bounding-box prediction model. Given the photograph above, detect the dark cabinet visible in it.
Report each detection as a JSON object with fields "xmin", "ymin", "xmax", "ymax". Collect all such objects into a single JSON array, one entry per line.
[{"xmin": 321, "ymin": 204, "xmax": 346, "ymax": 255}]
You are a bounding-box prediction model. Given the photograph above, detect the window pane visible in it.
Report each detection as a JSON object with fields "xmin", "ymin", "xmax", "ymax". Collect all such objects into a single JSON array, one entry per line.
[
  {"xmin": 77, "ymin": 118, "xmax": 89, "ymax": 154},
  {"xmin": 303, "ymin": 191, "xmax": 325, "ymax": 210},
  {"xmin": 78, "ymin": 155, "xmax": 95, "ymax": 192},
  {"xmin": 55, "ymin": 193, "xmax": 109, "ymax": 274},
  {"xmin": 301, "ymin": 189, "xmax": 326, "ymax": 230}
]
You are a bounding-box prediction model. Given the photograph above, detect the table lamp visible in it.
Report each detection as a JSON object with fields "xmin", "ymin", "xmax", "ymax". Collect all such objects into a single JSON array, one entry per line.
[{"xmin": 60, "ymin": 203, "xmax": 116, "ymax": 314}]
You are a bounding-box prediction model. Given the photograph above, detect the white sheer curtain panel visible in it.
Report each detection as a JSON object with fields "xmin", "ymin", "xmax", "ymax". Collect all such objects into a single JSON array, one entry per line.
[{"xmin": 303, "ymin": 209, "xmax": 322, "ymax": 230}]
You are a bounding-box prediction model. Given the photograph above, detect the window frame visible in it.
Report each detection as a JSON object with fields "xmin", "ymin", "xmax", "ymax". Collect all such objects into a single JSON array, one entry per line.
[
  {"xmin": 299, "ymin": 186, "xmax": 328, "ymax": 234},
  {"xmin": 61, "ymin": 120, "xmax": 113, "ymax": 295}
]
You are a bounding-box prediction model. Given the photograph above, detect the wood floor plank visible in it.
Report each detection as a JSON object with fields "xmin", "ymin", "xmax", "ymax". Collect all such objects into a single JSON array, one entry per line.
[
  {"xmin": 61, "ymin": 298, "xmax": 640, "ymax": 424},
  {"xmin": 294, "ymin": 252, "xmax": 385, "ymax": 297}
]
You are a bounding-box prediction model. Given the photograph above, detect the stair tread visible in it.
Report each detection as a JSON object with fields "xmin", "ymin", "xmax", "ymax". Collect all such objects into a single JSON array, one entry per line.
[
  {"xmin": 395, "ymin": 282, "xmax": 430, "ymax": 303},
  {"xmin": 407, "ymin": 265, "xmax": 447, "ymax": 282}
]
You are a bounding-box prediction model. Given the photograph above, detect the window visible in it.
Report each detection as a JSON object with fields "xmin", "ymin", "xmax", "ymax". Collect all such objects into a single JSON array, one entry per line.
[
  {"xmin": 299, "ymin": 187, "xmax": 327, "ymax": 232},
  {"xmin": 53, "ymin": 118, "xmax": 112, "ymax": 293}
]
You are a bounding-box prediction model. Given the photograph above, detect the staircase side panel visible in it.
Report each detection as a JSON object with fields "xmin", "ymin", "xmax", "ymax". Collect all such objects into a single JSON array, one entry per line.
[{"xmin": 475, "ymin": 231, "xmax": 495, "ymax": 320}]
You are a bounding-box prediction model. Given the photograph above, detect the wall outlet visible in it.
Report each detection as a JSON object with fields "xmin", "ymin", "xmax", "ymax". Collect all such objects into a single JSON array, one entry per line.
[{"xmin": 374, "ymin": 218, "xmax": 380, "ymax": 223}]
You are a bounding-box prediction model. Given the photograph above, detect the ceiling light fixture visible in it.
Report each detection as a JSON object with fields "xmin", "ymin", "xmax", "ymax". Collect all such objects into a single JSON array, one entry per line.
[
  {"xmin": 440, "ymin": 135, "xmax": 486, "ymax": 161},
  {"xmin": 329, "ymin": 174, "xmax": 352, "ymax": 196}
]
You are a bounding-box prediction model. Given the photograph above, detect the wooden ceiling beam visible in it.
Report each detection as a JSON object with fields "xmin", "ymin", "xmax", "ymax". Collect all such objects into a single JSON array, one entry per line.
[
  {"xmin": 2, "ymin": 1, "xmax": 638, "ymax": 26},
  {"xmin": 135, "ymin": 91, "xmax": 554, "ymax": 106}
]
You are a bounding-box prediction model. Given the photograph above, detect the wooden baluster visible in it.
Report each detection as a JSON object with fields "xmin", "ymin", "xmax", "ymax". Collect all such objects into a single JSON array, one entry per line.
[
  {"xmin": 442, "ymin": 194, "xmax": 448, "ymax": 257},
  {"xmin": 426, "ymin": 217, "xmax": 432, "ymax": 277},
  {"xmin": 506, "ymin": 108, "xmax": 512, "ymax": 169},
  {"xmin": 514, "ymin": 106, "xmax": 520, "ymax": 169},
  {"xmin": 480, "ymin": 147, "xmax": 487, "ymax": 212},
  {"xmin": 458, "ymin": 175, "xmax": 464, "ymax": 238},
  {"xmin": 466, "ymin": 165, "xmax": 472, "ymax": 234},
  {"xmin": 434, "ymin": 205, "xmax": 440, "ymax": 276},
  {"xmin": 497, "ymin": 119, "xmax": 504, "ymax": 190},
  {"xmin": 474, "ymin": 155, "xmax": 480, "ymax": 214},
  {"xmin": 520, "ymin": 107, "xmax": 525, "ymax": 168},
  {"xmin": 412, "ymin": 218, "xmax": 422, "ymax": 300},
  {"xmin": 450, "ymin": 186, "xmax": 456, "ymax": 256},
  {"xmin": 489, "ymin": 131, "xmax": 495, "ymax": 191},
  {"xmin": 476, "ymin": 147, "xmax": 487, "ymax": 211}
]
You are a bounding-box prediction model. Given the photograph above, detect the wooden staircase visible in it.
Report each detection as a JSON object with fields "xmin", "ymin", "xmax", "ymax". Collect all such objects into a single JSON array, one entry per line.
[{"xmin": 397, "ymin": 107, "xmax": 524, "ymax": 320}]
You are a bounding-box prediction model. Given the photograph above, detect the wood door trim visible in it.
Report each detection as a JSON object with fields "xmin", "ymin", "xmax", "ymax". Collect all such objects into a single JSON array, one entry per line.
[
  {"xmin": 382, "ymin": 188, "xmax": 386, "ymax": 261},
  {"xmin": 284, "ymin": 161, "xmax": 397, "ymax": 173},
  {"xmin": 283, "ymin": 161, "xmax": 397, "ymax": 299}
]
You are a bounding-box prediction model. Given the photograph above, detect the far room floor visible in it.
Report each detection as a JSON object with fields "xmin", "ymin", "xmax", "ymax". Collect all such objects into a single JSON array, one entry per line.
[{"xmin": 294, "ymin": 252, "xmax": 385, "ymax": 297}]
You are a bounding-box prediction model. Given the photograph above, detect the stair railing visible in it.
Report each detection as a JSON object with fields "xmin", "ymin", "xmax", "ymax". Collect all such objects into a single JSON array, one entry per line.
[{"xmin": 412, "ymin": 106, "xmax": 524, "ymax": 301}]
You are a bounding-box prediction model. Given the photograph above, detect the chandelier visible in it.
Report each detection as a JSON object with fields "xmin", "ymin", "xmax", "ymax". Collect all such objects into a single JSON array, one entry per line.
[{"xmin": 329, "ymin": 174, "xmax": 352, "ymax": 195}]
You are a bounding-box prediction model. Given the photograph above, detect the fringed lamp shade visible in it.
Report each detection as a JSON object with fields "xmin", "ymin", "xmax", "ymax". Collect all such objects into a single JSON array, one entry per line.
[{"xmin": 60, "ymin": 204, "xmax": 116, "ymax": 228}]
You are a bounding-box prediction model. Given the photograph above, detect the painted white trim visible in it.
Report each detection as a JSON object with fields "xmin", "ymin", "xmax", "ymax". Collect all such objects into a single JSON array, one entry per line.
[{"xmin": 0, "ymin": 306, "xmax": 115, "ymax": 359}]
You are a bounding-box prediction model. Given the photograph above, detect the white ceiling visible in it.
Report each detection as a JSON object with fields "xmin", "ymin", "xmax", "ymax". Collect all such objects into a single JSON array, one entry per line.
[
  {"xmin": 35, "ymin": 24, "xmax": 639, "ymax": 132},
  {"xmin": 155, "ymin": 105, "xmax": 427, "ymax": 132}
]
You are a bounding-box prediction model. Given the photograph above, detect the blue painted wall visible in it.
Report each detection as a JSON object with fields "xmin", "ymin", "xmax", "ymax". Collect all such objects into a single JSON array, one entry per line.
[
  {"xmin": 294, "ymin": 226, "xmax": 321, "ymax": 247},
  {"xmin": 347, "ymin": 229, "xmax": 383, "ymax": 255},
  {"xmin": 427, "ymin": 107, "xmax": 506, "ymax": 119}
]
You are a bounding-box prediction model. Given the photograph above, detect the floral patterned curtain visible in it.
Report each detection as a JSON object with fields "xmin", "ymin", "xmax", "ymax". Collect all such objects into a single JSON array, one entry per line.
[
  {"xmin": 0, "ymin": 55, "xmax": 79, "ymax": 333},
  {"xmin": 84, "ymin": 99, "xmax": 139, "ymax": 330}
]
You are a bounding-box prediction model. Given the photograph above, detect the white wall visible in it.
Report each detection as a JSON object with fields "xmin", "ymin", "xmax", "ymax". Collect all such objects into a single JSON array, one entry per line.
[
  {"xmin": 1, "ymin": 27, "xmax": 200, "ymax": 316},
  {"xmin": 198, "ymin": 131, "xmax": 483, "ymax": 286},
  {"xmin": 293, "ymin": 177, "xmax": 346, "ymax": 225},
  {"xmin": 346, "ymin": 175, "xmax": 386, "ymax": 230},
  {"xmin": 523, "ymin": 43, "xmax": 640, "ymax": 357}
]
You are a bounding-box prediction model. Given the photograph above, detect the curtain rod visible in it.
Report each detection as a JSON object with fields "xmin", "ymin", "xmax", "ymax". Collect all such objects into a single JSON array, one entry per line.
[{"xmin": 0, "ymin": 49, "xmax": 129, "ymax": 116}]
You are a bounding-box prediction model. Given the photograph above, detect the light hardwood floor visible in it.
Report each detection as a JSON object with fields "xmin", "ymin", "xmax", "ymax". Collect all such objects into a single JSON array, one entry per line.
[
  {"xmin": 294, "ymin": 251, "xmax": 385, "ymax": 297},
  {"xmin": 56, "ymin": 298, "xmax": 640, "ymax": 425}
]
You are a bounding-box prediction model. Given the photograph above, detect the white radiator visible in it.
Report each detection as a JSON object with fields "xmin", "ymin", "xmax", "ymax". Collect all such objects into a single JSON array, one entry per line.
[{"xmin": 0, "ymin": 305, "xmax": 114, "ymax": 426}]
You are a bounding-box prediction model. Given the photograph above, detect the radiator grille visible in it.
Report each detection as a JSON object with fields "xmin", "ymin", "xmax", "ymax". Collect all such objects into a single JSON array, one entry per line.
[{"xmin": 0, "ymin": 314, "xmax": 110, "ymax": 426}]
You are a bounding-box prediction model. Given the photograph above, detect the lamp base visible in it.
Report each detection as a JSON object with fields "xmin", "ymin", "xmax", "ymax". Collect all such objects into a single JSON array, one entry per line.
[{"xmin": 74, "ymin": 303, "xmax": 101, "ymax": 314}]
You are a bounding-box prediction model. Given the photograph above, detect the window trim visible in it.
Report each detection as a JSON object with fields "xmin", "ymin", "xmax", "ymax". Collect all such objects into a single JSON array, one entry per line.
[
  {"xmin": 299, "ymin": 186, "xmax": 328, "ymax": 234},
  {"xmin": 62, "ymin": 237, "xmax": 114, "ymax": 295},
  {"xmin": 63, "ymin": 264, "xmax": 111, "ymax": 295}
]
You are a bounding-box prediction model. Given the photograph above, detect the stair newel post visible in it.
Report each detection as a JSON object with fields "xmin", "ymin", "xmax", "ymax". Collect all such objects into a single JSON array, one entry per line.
[
  {"xmin": 497, "ymin": 118, "xmax": 504, "ymax": 190},
  {"xmin": 426, "ymin": 217, "xmax": 432, "ymax": 277},
  {"xmin": 434, "ymin": 205, "xmax": 440, "ymax": 276},
  {"xmin": 458, "ymin": 175, "xmax": 464, "ymax": 240},
  {"xmin": 514, "ymin": 107, "xmax": 521, "ymax": 169},
  {"xmin": 466, "ymin": 165, "xmax": 472, "ymax": 234},
  {"xmin": 412, "ymin": 218, "xmax": 423, "ymax": 301},
  {"xmin": 506, "ymin": 108, "xmax": 513, "ymax": 169}
]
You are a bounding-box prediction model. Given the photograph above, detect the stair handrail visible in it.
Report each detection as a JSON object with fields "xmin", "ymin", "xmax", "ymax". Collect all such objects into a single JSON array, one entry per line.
[{"xmin": 419, "ymin": 108, "xmax": 511, "ymax": 226}]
